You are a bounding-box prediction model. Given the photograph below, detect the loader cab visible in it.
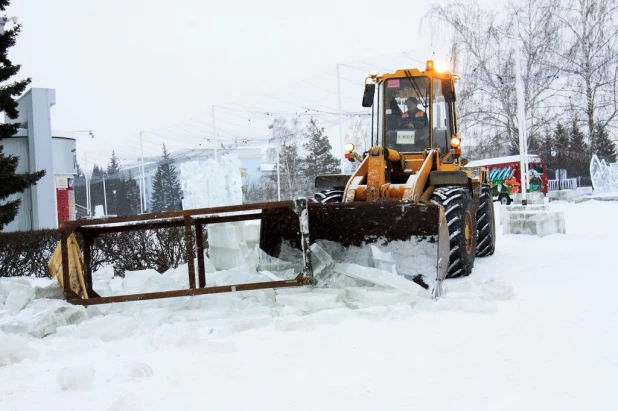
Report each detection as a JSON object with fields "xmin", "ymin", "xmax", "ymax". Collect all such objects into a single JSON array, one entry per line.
[{"xmin": 378, "ymin": 67, "xmax": 458, "ymax": 163}]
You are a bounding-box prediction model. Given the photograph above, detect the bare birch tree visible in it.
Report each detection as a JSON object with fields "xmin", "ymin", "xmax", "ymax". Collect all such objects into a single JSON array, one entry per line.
[
  {"xmin": 425, "ymin": 0, "xmax": 562, "ymax": 153},
  {"xmin": 267, "ymin": 117, "xmax": 305, "ymax": 199},
  {"xmin": 553, "ymin": 0, "xmax": 618, "ymax": 139}
]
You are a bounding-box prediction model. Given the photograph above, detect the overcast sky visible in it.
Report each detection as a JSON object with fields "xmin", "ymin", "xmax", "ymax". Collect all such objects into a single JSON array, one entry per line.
[{"xmin": 8, "ymin": 0, "xmax": 456, "ymax": 168}]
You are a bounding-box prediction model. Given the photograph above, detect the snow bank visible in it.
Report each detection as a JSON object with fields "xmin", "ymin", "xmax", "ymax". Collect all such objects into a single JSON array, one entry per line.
[
  {"xmin": 0, "ymin": 215, "xmax": 512, "ymax": 344},
  {"xmin": 0, "ymin": 332, "xmax": 39, "ymax": 366},
  {"xmin": 57, "ymin": 364, "xmax": 95, "ymax": 391}
]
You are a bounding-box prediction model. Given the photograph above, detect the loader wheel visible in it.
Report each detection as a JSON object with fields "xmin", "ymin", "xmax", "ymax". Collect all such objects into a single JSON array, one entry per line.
[
  {"xmin": 431, "ymin": 186, "xmax": 476, "ymax": 278},
  {"xmin": 475, "ymin": 184, "xmax": 496, "ymax": 257},
  {"xmin": 314, "ymin": 189, "xmax": 344, "ymax": 204}
]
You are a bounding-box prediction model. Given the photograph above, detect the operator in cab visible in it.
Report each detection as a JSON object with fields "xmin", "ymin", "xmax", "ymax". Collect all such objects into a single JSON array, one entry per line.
[{"xmin": 401, "ymin": 97, "xmax": 427, "ymax": 129}]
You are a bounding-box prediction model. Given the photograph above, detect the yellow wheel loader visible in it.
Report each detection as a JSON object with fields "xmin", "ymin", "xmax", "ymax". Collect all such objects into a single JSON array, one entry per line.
[
  {"xmin": 260, "ymin": 61, "xmax": 496, "ymax": 296},
  {"xmin": 50, "ymin": 60, "xmax": 495, "ymax": 306}
]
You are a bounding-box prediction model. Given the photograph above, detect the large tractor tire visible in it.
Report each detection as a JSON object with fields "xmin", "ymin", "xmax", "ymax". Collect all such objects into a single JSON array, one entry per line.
[
  {"xmin": 476, "ymin": 184, "xmax": 496, "ymax": 257},
  {"xmin": 430, "ymin": 186, "xmax": 476, "ymax": 278},
  {"xmin": 314, "ymin": 189, "xmax": 344, "ymax": 204}
]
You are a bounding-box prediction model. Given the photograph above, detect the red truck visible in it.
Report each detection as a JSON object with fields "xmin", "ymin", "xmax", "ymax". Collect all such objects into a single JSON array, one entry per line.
[{"xmin": 465, "ymin": 154, "xmax": 548, "ymax": 205}]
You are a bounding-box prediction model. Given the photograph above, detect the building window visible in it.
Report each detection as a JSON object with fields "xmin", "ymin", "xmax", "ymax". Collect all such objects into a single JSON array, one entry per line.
[{"xmin": 239, "ymin": 168, "xmax": 247, "ymax": 177}]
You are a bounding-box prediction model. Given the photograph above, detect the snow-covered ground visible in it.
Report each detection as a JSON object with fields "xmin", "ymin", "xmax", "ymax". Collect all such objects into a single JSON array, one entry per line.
[{"xmin": 1, "ymin": 199, "xmax": 617, "ymax": 411}]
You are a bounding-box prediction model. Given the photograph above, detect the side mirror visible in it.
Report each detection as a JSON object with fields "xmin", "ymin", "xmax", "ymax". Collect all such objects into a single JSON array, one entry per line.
[
  {"xmin": 362, "ymin": 83, "xmax": 375, "ymax": 107},
  {"xmin": 442, "ymin": 78, "xmax": 456, "ymax": 103}
]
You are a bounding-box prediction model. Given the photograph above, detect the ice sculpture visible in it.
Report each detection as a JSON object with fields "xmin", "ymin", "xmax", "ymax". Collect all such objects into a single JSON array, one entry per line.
[{"xmin": 590, "ymin": 154, "xmax": 618, "ymax": 193}]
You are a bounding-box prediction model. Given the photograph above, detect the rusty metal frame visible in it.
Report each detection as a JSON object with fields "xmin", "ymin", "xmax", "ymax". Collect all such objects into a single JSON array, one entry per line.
[{"xmin": 58, "ymin": 199, "xmax": 314, "ymax": 306}]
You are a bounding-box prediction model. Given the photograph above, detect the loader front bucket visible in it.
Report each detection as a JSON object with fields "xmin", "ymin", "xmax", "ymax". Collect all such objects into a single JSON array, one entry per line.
[{"xmin": 260, "ymin": 201, "xmax": 449, "ymax": 296}]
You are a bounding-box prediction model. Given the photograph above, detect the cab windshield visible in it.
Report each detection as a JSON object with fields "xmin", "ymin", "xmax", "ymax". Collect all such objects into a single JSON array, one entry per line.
[
  {"xmin": 383, "ymin": 76, "xmax": 430, "ymax": 152},
  {"xmin": 382, "ymin": 75, "xmax": 453, "ymax": 159}
]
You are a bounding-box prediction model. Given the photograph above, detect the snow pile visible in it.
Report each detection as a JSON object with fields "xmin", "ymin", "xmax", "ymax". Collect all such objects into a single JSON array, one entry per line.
[
  {"xmin": 57, "ymin": 364, "xmax": 95, "ymax": 391},
  {"xmin": 0, "ymin": 332, "xmax": 39, "ymax": 366},
  {"xmin": 0, "ymin": 217, "xmax": 509, "ymax": 351},
  {"xmin": 1, "ymin": 200, "xmax": 618, "ymax": 410}
]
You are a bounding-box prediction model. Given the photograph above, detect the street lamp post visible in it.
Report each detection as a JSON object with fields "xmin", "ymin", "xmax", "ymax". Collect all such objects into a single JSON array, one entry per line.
[
  {"xmin": 269, "ymin": 124, "xmax": 281, "ymax": 201},
  {"xmin": 73, "ymin": 130, "xmax": 95, "ymax": 217},
  {"xmin": 139, "ymin": 132, "xmax": 146, "ymax": 214},
  {"xmin": 102, "ymin": 174, "xmax": 108, "ymax": 216},
  {"xmin": 551, "ymin": 147, "xmax": 560, "ymax": 190}
]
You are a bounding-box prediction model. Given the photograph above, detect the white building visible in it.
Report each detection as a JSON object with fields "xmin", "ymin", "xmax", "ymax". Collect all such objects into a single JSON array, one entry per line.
[{"xmin": 1, "ymin": 88, "xmax": 77, "ymax": 232}]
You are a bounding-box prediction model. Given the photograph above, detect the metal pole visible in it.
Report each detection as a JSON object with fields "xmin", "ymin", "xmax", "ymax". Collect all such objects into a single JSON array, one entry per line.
[
  {"xmin": 514, "ymin": 14, "xmax": 528, "ymax": 205},
  {"xmin": 337, "ymin": 63, "xmax": 345, "ymax": 173},
  {"xmin": 139, "ymin": 131, "xmax": 145, "ymax": 213},
  {"xmin": 102, "ymin": 174, "xmax": 108, "ymax": 216},
  {"xmin": 212, "ymin": 105, "xmax": 218, "ymax": 161},
  {"xmin": 85, "ymin": 152, "xmax": 91, "ymax": 217},
  {"xmin": 276, "ymin": 143, "xmax": 281, "ymax": 201}
]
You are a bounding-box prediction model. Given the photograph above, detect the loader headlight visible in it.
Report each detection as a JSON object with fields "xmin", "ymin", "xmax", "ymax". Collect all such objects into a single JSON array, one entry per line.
[
  {"xmin": 344, "ymin": 142, "xmax": 355, "ymax": 153},
  {"xmin": 450, "ymin": 136, "xmax": 461, "ymax": 148}
]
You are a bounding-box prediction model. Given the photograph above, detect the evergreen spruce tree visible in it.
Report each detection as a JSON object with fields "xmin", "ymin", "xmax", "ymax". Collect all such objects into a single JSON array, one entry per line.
[
  {"xmin": 301, "ymin": 118, "xmax": 341, "ymax": 196},
  {"xmin": 568, "ymin": 120, "xmax": 588, "ymax": 178},
  {"xmin": 590, "ymin": 123, "xmax": 617, "ymax": 164},
  {"xmin": 105, "ymin": 151, "xmax": 122, "ymax": 215},
  {"xmin": 552, "ymin": 122, "xmax": 569, "ymax": 180},
  {"xmin": 89, "ymin": 164, "xmax": 105, "ymax": 215},
  {"xmin": 0, "ymin": 1, "xmax": 45, "ymax": 229},
  {"xmin": 73, "ymin": 163, "xmax": 87, "ymax": 218},
  {"xmin": 539, "ymin": 128, "xmax": 556, "ymax": 174},
  {"xmin": 116, "ymin": 171, "xmax": 141, "ymax": 216},
  {"xmin": 150, "ymin": 145, "xmax": 182, "ymax": 212}
]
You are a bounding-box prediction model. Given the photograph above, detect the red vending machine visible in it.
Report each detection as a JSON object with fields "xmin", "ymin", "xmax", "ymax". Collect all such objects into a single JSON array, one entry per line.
[{"xmin": 56, "ymin": 176, "xmax": 76, "ymax": 224}]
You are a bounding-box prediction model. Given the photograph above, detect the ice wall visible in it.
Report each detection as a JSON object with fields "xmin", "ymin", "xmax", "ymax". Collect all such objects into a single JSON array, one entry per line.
[{"xmin": 179, "ymin": 155, "xmax": 243, "ymax": 209}]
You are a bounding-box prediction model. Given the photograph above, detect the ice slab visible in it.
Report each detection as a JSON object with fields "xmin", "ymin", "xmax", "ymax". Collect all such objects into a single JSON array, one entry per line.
[
  {"xmin": 55, "ymin": 314, "xmax": 138, "ymax": 341},
  {"xmin": 304, "ymin": 307, "xmax": 349, "ymax": 325},
  {"xmin": 275, "ymin": 288, "xmax": 345, "ymax": 312},
  {"xmin": 334, "ymin": 263, "xmax": 430, "ymax": 297},
  {"xmin": 209, "ymin": 246, "xmax": 250, "ymax": 270},
  {"xmin": 179, "ymin": 155, "xmax": 242, "ymax": 209},
  {"xmin": 33, "ymin": 281, "xmax": 63, "ymax": 300},
  {"xmin": 368, "ymin": 245, "xmax": 398, "ymax": 274},
  {"xmin": 120, "ymin": 268, "xmax": 184, "ymax": 294},
  {"xmin": 548, "ymin": 190, "xmax": 582, "ymax": 202},
  {"xmin": 0, "ymin": 278, "xmax": 34, "ymax": 311},
  {"xmin": 0, "ymin": 299, "xmax": 88, "ymax": 338},
  {"xmin": 503, "ymin": 208, "xmax": 566, "ymax": 236},
  {"xmin": 4, "ymin": 288, "xmax": 34, "ymax": 313},
  {"xmin": 310, "ymin": 242, "xmax": 334, "ymax": 276},
  {"xmin": 208, "ymin": 223, "xmax": 242, "ymax": 249}
]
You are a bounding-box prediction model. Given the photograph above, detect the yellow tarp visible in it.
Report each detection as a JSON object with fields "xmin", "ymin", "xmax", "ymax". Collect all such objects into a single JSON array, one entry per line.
[{"xmin": 48, "ymin": 234, "xmax": 88, "ymax": 299}]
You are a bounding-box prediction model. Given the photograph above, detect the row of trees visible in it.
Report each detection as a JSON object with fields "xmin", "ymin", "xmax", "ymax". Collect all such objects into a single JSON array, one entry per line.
[
  {"xmin": 244, "ymin": 117, "xmax": 341, "ymax": 202},
  {"xmin": 538, "ymin": 120, "xmax": 617, "ymax": 181},
  {"xmin": 425, "ymin": 0, "xmax": 618, "ymax": 174},
  {"xmin": 76, "ymin": 117, "xmax": 341, "ymax": 215},
  {"xmin": 75, "ymin": 146, "xmax": 183, "ymax": 217}
]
